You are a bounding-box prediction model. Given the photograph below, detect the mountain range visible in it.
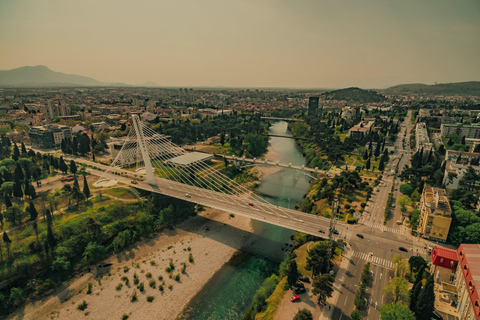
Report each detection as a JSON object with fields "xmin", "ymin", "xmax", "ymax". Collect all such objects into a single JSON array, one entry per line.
[
  {"xmin": 0, "ymin": 65, "xmax": 479, "ymax": 96},
  {"xmin": 0, "ymin": 65, "xmax": 159, "ymax": 87}
]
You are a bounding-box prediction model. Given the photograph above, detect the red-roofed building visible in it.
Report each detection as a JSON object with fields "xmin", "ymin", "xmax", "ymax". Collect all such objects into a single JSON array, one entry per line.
[
  {"xmin": 456, "ymin": 244, "xmax": 480, "ymax": 320},
  {"xmin": 432, "ymin": 246, "xmax": 459, "ymax": 284}
]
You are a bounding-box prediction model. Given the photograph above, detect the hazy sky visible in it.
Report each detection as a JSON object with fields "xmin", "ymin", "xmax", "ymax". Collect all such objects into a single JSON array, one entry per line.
[{"xmin": 1, "ymin": 0, "xmax": 479, "ymax": 88}]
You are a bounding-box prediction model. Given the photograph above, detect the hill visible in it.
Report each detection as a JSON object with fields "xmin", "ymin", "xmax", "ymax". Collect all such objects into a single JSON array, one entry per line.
[
  {"xmin": 0, "ymin": 65, "xmax": 106, "ymax": 87},
  {"xmin": 321, "ymin": 87, "xmax": 386, "ymax": 103},
  {"xmin": 383, "ymin": 81, "xmax": 480, "ymax": 96}
]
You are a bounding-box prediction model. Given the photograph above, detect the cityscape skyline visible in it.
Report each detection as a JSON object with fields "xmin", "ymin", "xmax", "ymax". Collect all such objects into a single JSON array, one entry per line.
[{"xmin": 1, "ymin": 0, "xmax": 479, "ymax": 88}]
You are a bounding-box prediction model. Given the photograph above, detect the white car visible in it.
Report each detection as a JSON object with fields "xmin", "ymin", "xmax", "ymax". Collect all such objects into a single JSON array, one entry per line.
[{"xmin": 185, "ymin": 193, "xmax": 191, "ymax": 198}]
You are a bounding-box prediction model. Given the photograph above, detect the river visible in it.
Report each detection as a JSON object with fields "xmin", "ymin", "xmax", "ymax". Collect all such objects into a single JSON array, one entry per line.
[{"xmin": 179, "ymin": 121, "xmax": 311, "ymax": 320}]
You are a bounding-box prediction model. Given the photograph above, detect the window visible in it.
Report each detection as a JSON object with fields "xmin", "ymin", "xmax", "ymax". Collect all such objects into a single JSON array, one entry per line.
[{"xmin": 440, "ymin": 258, "xmax": 444, "ymax": 264}]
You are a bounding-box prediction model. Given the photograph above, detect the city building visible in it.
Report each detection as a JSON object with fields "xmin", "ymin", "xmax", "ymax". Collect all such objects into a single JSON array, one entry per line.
[
  {"xmin": 47, "ymin": 100, "xmax": 71, "ymax": 120},
  {"xmin": 445, "ymin": 150, "xmax": 480, "ymax": 164},
  {"xmin": 416, "ymin": 122, "xmax": 433, "ymax": 152},
  {"xmin": 431, "ymin": 246, "xmax": 458, "ymax": 284},
  {"xmin": 29, "ymin": 124, "xmax": 72, "ymax": 149},
  {"xmin": 308, "ymin": 97, "xmax": 319, "ymax": 115},
  {"xmin": 90, "ymin": 122, "xmax": 109, "ymax": 132},
  {"xmin": 444, "ymin": 161, "xmax": 480, "ymax": 189},
  {"xmin": 441, "ymin": 123, "xmax": 480, "ymax": 139},
  {"xmin": 455, "ymin": 244, "xmax": 480, "ymax": 320},
  {"xmin": 418, "ymin": 187, "xmax": 452, "ymax": 242},
  {"xmin": 348, "ymin": 119, "xmax": 375, "ymax": 137}
]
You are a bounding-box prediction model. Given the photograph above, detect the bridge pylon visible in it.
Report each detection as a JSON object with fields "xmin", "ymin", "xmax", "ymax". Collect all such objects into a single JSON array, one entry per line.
[{"xmin": 131, "ymin": 115, "xmax": 156, "ymax": 185}]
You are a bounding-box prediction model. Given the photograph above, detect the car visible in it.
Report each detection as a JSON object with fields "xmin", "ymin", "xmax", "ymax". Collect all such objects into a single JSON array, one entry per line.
[
  {"xmin": 248, "ymin": 202, "xmax": 254, "ymax": 206},
  {"xmin": 290, "ymin": 295, "xmax": 300, "ymax": 302},
  {"xmin": 130, "ymin": 180, "xmax": 138, "ymax": 184},
  {"xmin": 185, "ymin": 193, "xmax": 191, "ymax": 198},
  {"xmin": 293, "ymin": 282, "xmax": 305, "ymax": 288},
  {"xmin": 299, "ymin": 276, "xmax": 310, "ymax": 283},
  {"xmin": 332, "ymin": 229, "xmax": 339, "ymax": 235},
  {"xmin": 294, "ymin": 287, "xmax": 306, "ymax": 294},
  {"xmin": 399, "ymin": 247, "xmax": 408, "ymax": 252},
  {"xmin": 376, "ymin": 189, "xmax": 380, "ymax": 192},
  {"xmin": 318, "ymin": 229, "xmax": 326, "ymax": 234},
  {"xmin": 61, "ymin": 175, "xmax": 74, "ymax": 182},
  {"xmin": 356, "ymin": 233, "xmax": 364, "ymax": 239}
]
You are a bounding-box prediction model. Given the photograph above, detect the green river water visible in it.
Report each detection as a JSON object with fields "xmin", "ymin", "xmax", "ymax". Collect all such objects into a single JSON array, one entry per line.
[{"xmin": 180, "ymin": 121, "xmax": 311, "ymax": 320}]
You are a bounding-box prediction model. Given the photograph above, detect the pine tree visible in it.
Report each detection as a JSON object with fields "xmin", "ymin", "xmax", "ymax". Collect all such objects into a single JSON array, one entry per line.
[
  {"xmin": 13, "ymin": 182, "xmax": 23, "ymax": 199},
  {"xmin": 29, "ymin": 202, "xmax": 38, "ymax": 221},
  {"xmin": 379, "ymin": 158, "xmax": 385, "ymax": 171},
  {"xmin": 286, "ymin": 260, "xmax": 299, "ymax": 287},
  {"xmin": 2, "ymin": 232, "xmax": 11, "ymax": 258},
  {"xmin": 21, "ymin": 142, "xmax": 27, "ymax": 156},
  {"xmin": 45, "ymin": 209, "xmax": 56, "ymax": 249},
  {"xmin": 461, "ymin": 136, "xmax": 466, "ymax": 145},
  {"xmin": 12, "ymin": 144, "xmax": 20, "ymax": 161},
  {"xmin": 70, "ymin": 160, "xmax": 77, "ymax": 175},
  {"xmin": 5, "ymin": 194, "xmax": 12, "ymax": 208},
  {"xmin": 83, "ymin": 175, "xmax": 90, "ymax": 199},
  {"xmin": 14, "ymin": 163, "xmax": 24, "ymax": 182},
  {"xmin": 363, "ymin": 150, "xmax": 369, "ymax": 160},
  {"xmin": 409, "ymin": 280, "xmax": 422, "ymax": 312},
  {"xmin": 92, "ymin": 153, "xmax": 96, "ymax": 162},
  {"xmin": 73, "ymin": 175, "xmax": 80, "ymax": 190},
  {"xmin": 374, "ymin": 141, "xmax": 381, "ymax": 157},
  {"xmin": 415, "ymin": 275, "xmax": 435, "ymax": 320},
  {"xmin": 365, "ymin": 157, "xmax": 371, "ymax": 171}
]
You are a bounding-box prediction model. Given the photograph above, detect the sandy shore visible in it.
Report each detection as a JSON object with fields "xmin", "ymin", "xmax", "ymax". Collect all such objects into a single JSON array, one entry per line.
[
  {"xmin": 8, "ymin": 209, "xmax": 255, "ymax": 320},
  {"xmin": 255, "ymin": 144, "xmax": 282, "ymax": 179}
]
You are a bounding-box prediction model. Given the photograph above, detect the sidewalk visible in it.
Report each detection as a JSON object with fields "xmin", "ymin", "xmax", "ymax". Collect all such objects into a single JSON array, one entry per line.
[{"xmin": 319, "ymin": 246, "xmax": 354, "ymax": 320}]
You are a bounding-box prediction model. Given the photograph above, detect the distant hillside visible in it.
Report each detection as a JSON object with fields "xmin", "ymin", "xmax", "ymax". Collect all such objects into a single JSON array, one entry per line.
[
  {"xmin": 0, "ymin": 65, "xmax": 105, "ymax": 87},
  {"xmin": 321, "ymin": 87, "xmax": 386, "ymax": 103},
  {"xmin": 383, "ymin": 81, "xmax": 480, "ymax": 96}
]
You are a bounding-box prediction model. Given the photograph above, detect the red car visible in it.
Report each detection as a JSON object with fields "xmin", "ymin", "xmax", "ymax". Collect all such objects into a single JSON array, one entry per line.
[
  {"xmin": 248, "ymin": 203, "xmax": 254, "ymax": 206},
  {"xmin": 290, "ymin": 295, "xmax": 300, "ymax": 302}
]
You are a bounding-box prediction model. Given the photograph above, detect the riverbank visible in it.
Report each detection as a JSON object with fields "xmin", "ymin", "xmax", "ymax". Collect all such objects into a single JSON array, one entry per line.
[
  {"xmin": 255, "ymin": 143, "xmax": 281, "ymax": 179},
  {"xmin": 7, "ymin": 208, "xmax": 255, "ymax": 320}
]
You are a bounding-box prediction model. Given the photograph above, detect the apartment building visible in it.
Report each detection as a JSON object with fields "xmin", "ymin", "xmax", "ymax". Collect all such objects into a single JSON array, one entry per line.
[
  {"xmin": 418, "ymin": 187, "xmax": 452, "ymax": 243},
  {"xmin": 415, "ymin": 122, "xmax": 433, "ymax": 152},
  {"xmin": 29, "ymin": 124, "xmax": 72, "ymax": 149},
  {"xmin": 432, "ymin": 246, "xmax": 458, "ymax": 284},
  {"xmin": 441, "ymin": 123, "xmax": 480, "ymax": 139},
  {"xmin": 444, "ymin": 161, "xmax": 480, "ymax": 189},
  {"xmin": 455, "ymin": 244, "xmax": 480, "ymax": 320}
]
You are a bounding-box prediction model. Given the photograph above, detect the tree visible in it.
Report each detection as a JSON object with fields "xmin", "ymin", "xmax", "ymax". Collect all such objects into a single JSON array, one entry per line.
[
  {"xmin": 83, "ymin": 242, "xmax": 107, "ymax": 263},
  {"xmin": 408, "ymin": 256, "xmax": 426, "ymax": 273},
  {"xmin": 396, "ymin": 195, "xmax": 410, "ymax": 208},
  {"xmin": 312, "ymin": 274, "xmax": 334, "ymax": 305},
  {"xmin": 392, "ymin": 254, "xmax": 408, "ymax": 277},
  {"xmin": 363, "ymin": 150, "xmax": 369, "ymax": 160},
  {"xmin": 306, "ymin": 242, "xmax": 331, "ymax": 276},
  {"xmin": 379, "ymin": 158, "xmax": 385, "ymax": 171},
  {"xmin": 365, "ymin": 157, "xmax": 371, "ymax": 170},
  {"xmin": 73, "ymin": 175, "xmax": 80, "ymax": 190},
  {"xmin": 415, "ymin": 275, "xmax": 435, "ymax": 320},
  {"xmin": 83, "ymin": 175, "xmax": 90, "ymax": 199},
  {"xmin": 71, "ymin": 186, "xmax": 85, "ymax": 206},
  {"xmin": 293, "ymin": 309, "xmax": 313, "ymax": 320},
  {"xmin": 12, "ymin": 144, "xmax": 20, "ymax": 161},
  {"xmin": 384, "ymin": 276, "xmax": 409, "ymax": 303},
  {"xmin": 399, "ymin": 184, "xmax": 414, "ymax": 197},
  {"xmin": 409, "ymin": 280, "xmax": 422, "ymax": 312},
  {"xmin": 4, "ymin": 194, "xmax": 12, "ymax": 208},
  {"xmin": 45, "ymin": 209, "xmax": 56, "ymax": 250},
  {"xmin": 3, "ymin": 231, "xmax": 12, "ymax": 258},
  {"xmin": 286, "ymin": 260, "xmax": 299, "ymax": 287},
  {"xmin": 28, "ymin": 202, "xmax": 38, "ymax": 221},
  {"xmin": 51, "ymin": 256, "xmax": 70, "ymax": 273},
  {"xmin": 379, "ymin": 303, "xmax": 415, "ymax": 320},
  {"xmin": 5, "ymin": 205, "xmax": 22, "ymax": 226},
  {"xmin": 350, "ymin": 310, "xmax": 363, "ymax": 320},
  {"xmin": 9, "ymin": 287, "xmax": 24, "ymax": 306},
  {"xmin": 12, "ymin": 181, "xmax": 23, "ymax": 199},
  {"xmin": 62, "ymin": 184, "xmax": 72, "ymax": 206},
  {"xmin": 70, "ymin": 160, "xmax": 77, "ymax": 175}
]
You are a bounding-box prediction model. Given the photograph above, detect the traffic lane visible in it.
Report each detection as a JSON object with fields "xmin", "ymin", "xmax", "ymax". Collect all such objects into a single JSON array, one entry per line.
[{"xmin": 332, "ymin": 255, "xmax": 366, "ymax": 320}]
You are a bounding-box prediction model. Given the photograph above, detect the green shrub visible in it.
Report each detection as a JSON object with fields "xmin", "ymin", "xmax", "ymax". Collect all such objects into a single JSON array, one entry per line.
[
  {"xmin": 181, "ymin": 262, "xmax": 187, "ymax": 273},
  {"xmin": 146, "ymin": 272, "xmax": 152, "ymax": 278},
  {"xmin": 174, "ymin": 274, "xmax": 181, "ymax": 282},
  {"xmin": 158, "ymin": 276, "xmax": 163, "ymax": 281},
  {"xmin": 146, "ymin": 296, "xmax": 154, "ymax": 302},
  {"xmin": 87, "ymin": 282, "xmax": 92, "ymax": 294},
  {"xmin": 188, "ymin": 253, "xmax": 194, "ymax": 263},
  {"xmin": 123, "ymin": 266, "xmax": 130, "ymax": 273},
  {"xmin": 169, "ymin": 259, "xmax": 175, "ymax": 270},
  {"xmin": 131, "ymin": 291, "xmax": 137, "ymax": 302},
  {"xmin": 77, "ymin": 300, "xmax": 88, "ymax": 311},
  {"xmin": 159, "ymin": 285, "xmax": 164, "ymax": 292},
  {"xmin": 116, "ymin": 283, "xmax": 123, "ymax": 291},
  {"xmin": 137, "ymin": 282, "xmax": 144, "ymax": 291},
  {"xmin": 168, "ymin": 285, "xmax": 173, "ymax": 290},
  {"xmin": 150, "ymin": 261, "xmax": 156, "ymax": 266},
  {"xmin": 149, "ymin": 280, "xmax": 156, "ymax": 288},
  {"xmin": 165, "ymin": 267, "xmax": 172, "ymax": 273},
  {"xmin": 121, "ymin": 315, "xmax": 129, "ymax": 320},
  {"xmin": 121, "ymin": 276, "xmax": 129, "ymax": 285}
]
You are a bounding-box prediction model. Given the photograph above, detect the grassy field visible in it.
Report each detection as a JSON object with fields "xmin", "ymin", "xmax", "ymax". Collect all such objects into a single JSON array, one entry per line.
[{"xmin": 102, "ymin": 187, "xmax": 139, "ymax": 200}]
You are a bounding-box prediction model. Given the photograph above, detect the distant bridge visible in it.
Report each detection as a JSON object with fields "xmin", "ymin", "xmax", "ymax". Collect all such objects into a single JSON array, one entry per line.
[
  {"xmin": 264, "ymin": 134, "xmax": 308, "ymax": 141},
  {"xmin": 261, "ymin": 117, "xmax": 304, "ymax": 122}
]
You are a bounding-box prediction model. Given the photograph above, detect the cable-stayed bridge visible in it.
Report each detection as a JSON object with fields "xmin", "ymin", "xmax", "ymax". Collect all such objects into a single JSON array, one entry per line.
[{"xmin": 92, "ymin": 115, "xmax": 343, "ymax": 236}]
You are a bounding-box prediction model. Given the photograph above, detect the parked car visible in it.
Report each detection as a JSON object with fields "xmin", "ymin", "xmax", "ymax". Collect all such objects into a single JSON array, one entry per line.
[
  {"xmin": 318, "ymin": 229, "xmax": 326, "ymax": 234},
  {"xmin": 248, "ymin": 202, "xmax": 254, "ymax": 206},
  {"xmin": 399, "ymin": 247, "xmax": 408, "ymax": 252},
  {"xmin": 298, "ymin": 276, "xmax": 310, "ymax": 283},
  {"xmin": 293, "ymin": 282, "xmax": 305, "ymax": 288},
  {"xmin": 290, "ymin": 295, "xmax": 300, "ymax": 302},
  {"xmin": 356, "ymin": 233, "xmax": 364, "ymax": 239},
  {"xmin": 294, "ymin": 287, "xmax": 306, "ymax": 294},
  {"xmin": 332, "ymin": 229, "xmax": 339, "ymax": 235},
  {"xmin": 130, "ymin": 180, "xmax": 138, "ymax": 185}
]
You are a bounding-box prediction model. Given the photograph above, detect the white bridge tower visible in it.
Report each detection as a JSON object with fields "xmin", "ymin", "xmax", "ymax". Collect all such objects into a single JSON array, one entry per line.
[{"xmin": 131, "ymin": 115, "xmax": 157, "ymax": 185}]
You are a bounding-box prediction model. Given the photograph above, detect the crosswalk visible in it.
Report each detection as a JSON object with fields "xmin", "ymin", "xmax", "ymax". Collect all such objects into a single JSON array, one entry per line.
[
  {"xmin": 352, "ymin": 250, "xmax": 394, "ymax": 269},
  {"xmin": 362, "ymin": 222, "xmax": 405, "ymax": 235}
]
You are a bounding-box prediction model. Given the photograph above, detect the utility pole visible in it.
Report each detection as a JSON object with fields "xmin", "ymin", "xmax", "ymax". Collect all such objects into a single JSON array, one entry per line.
[{"xmin": 326, "ymin": 198, "xmax": 339, "ymax": 273}]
